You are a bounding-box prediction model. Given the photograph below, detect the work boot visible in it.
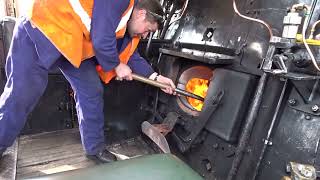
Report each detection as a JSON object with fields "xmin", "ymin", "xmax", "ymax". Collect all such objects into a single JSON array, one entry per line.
[{"xmin": 87, "ymin": 149, "xmax": 117, "ymax": 163}]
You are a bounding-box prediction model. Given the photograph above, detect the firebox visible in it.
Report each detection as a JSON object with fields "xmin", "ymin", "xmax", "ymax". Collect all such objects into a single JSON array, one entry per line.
[
  {"xmin": 176, "ymin": 66, "xmax": 213, "ymax": 116},
  {"xmin": 167, "ymin": 65, "xmax": 257, "ymax": 151}
]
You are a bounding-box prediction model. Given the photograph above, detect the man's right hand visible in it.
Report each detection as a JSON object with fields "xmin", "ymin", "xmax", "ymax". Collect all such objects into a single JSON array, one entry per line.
[{"xmin": 114, "ymin": 63, "xmax": 133, "ymax": 81}]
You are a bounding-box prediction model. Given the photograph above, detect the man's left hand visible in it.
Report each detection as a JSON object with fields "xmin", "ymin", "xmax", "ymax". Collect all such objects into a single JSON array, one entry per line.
[{"xmin": 156, "ymin": 75, "xmax": 176, "ymax": 95}]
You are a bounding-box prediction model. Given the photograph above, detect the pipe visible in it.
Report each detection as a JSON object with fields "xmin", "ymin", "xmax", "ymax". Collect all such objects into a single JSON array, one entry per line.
[
  {"xmin": 151, "ymin": 53, "xmax": 163, "ymax": 123},
  {"xmin": 168, "ymin": 0, "xmax": 189, "ymax": 26},
  {"xmin": 227, "ymin": 72, "xmax": 269, "ymax": 180},
  {"xmin": 233, "ymin": 0, "xmax": 273, "ymax": 40},
  {"xmin": 309, "ymin": 20, "xmax": 320, "ymax": 39},
  {"xmin": 132, "ymin": 73, "xmax": 204, "ymax": 101},
  {"xmin": 160, "ymin": 2, "xmax": 177, "ymax": 39},
  {"xmin": 301, "ymin": 0, "xmax": 320, "ymax": 71},
  {"xmin": 152, "ymin": 85, "xmax": 160, "ymax": 123},
  {"xmin": 145, "ymin": 32, "xmax": 154, "ymax": 58},
  {"xmin": 251, "ymin": 79, "xmax": 288, "ymax": 180}
]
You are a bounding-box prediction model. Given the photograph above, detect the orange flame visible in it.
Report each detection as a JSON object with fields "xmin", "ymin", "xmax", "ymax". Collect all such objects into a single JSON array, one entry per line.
[{"xmin": 185, "ymin": 78, "xmax": 209, "ymax": 111}]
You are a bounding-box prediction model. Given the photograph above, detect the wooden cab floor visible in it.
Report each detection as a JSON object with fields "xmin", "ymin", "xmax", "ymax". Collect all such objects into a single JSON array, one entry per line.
[{"xmin": 16, "ymin": 129, "xmax": 155, "ymax": 179}]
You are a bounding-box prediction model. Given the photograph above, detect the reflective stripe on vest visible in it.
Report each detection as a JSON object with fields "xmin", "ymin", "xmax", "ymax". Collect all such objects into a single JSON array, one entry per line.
[
  {"xmin": 69, "ymin": 0, "xmax": 92, "ymax": 32},
  {"xmin": 29, "ymin": 0, "xmax": 138, "ymax": 84},
  {"xmin": 68, "ymin": 0, "xmax": 140, "ymax": 84},
  {"xmin": 69, "ymin": 0, "xmax": 134, "ymax": 37},
  {"xmin": 115, "ymin": 4, "xmax": 134, "ymax": 32}
]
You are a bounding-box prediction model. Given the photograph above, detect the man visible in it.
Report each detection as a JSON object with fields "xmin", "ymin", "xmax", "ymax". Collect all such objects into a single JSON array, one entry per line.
[{"xmin": 0, "ymin": 0, "xmax": 175, "ymax": 163}]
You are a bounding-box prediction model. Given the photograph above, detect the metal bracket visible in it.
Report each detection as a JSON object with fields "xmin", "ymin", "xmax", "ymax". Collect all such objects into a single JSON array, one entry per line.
[
  {"xmin": 202, "ymin": 27, "xmax": 216, "ymax": 42},
  {"xmin": 264, "ymin": 54, "xmax": 288, "ymax": 75},
  {"xmin": 152, "ymin": 112, "xmax": 180, "ymax": 136},
  {"xmin": 288, "ymin": 101, "xmax": 320, "ymax": 116},
  {"xmin": 287, "ymin": 86, "xmax": 320, "ymax": 116},
  {"xmin": 262, "ymin": 36, "xmax": 295, "ymax": 76}
]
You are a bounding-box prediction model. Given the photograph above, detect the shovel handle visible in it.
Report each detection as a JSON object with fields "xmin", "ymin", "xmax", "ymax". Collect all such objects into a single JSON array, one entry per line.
[{"xmin": 132, "ymin": 73, "xmax": 204, "ymax": 101}]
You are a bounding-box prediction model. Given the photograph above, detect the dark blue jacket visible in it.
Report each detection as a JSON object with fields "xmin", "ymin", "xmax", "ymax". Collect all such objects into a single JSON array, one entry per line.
[
  {"xmin": 91, "ymin": 0, "xmax": 154, "ymax": 77},
  {"xmin": 25, "ymin": 0, "xmax": 154, "ymax": 77}
]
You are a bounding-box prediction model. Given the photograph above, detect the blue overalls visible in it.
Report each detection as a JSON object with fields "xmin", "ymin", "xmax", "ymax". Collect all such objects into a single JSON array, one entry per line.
[{"xmin": 0, "ymin": 0, "xmax": 154, "ymax": 155}]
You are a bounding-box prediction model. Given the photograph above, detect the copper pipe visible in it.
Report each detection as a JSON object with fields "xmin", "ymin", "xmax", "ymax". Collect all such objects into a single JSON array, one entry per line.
[
  {"xmin": 132, "ymin": 73, "xmax": 205, "ymax": 101},
  {"xmin": 233, "ymin": 0, "xmax": 273, "ymax": 40},
  {"xmin": 309, "ymin": 20, "xmax": 320, "ymax": 39},
  {"xmin": 169, "ymin": 0, "xmax": 189, "ymax": 26},
  {"xmin": 301, "ymin": 7, "xmax": 320, "ymax": 71}
]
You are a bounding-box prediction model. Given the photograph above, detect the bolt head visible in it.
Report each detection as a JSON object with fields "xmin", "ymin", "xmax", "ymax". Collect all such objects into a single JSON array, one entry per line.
[
  {"xmin": 305, "ymin": 115, "xmax": 312, "ymax": 120},
  {"xmin": 312, "ymin": 105, "xmax": 319, "ymax": 112},
  {"xmin": 288, "ymin": 99, "xmax": 297, "ymax": 106},
  {"xmin": 213, "ymin": 144, "xmax": 219, "ymax": 149}
]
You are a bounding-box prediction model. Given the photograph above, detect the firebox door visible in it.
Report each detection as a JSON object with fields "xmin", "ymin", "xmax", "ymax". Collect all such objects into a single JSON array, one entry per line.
[{"xmin": 204, "ymin": 68, "xmax": 257, "ymax": 143}]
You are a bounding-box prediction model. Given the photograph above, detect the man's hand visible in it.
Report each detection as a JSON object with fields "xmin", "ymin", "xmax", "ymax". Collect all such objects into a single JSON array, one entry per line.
[
  {"xmin": 156, "ymin": 75, "xmax": 176, "ymax": 95},
  {"xmin": 115, "ymin": 63, "xmax": 133, "ymax": 81}
]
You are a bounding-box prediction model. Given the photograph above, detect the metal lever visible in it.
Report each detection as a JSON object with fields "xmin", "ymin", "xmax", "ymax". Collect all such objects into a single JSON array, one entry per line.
[{"xmin": 132, "ymin": 73, "xmax": 205, "ymax": 101}]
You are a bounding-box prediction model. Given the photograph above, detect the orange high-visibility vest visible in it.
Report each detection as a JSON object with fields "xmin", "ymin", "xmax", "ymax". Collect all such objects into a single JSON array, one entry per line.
[
  {"xmin": 96, "ymin": 37, "xmax": 140, "ymax": 84},
  {"xmin": 28, "ymin": 0, "xmax": 140, "ymax": 84}
]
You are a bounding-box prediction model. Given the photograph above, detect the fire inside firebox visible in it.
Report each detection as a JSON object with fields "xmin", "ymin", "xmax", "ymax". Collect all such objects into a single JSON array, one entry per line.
[
  {"xmin": 176, "ymin": 66, "xmax": 213, "ymax": 114},
  {"xmin": 185, "ymin": 78, "xmax": 209, "ymax": 111}
]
